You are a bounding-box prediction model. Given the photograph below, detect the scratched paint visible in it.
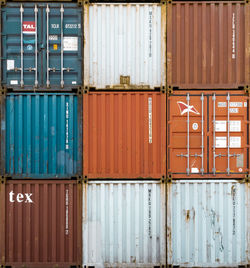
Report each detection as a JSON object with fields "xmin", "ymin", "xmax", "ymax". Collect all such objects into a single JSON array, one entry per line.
[{"xmin": 167, "ymin": 180, "xmax": 249, "ymax": 267}]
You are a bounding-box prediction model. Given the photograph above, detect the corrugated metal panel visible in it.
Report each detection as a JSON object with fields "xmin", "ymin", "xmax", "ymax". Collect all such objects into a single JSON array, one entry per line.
[
  {"xmin": 1, "ymin": 3, "xmax": 83, "ymax": 89},
  {"xmin": 83, "ymin": 181, "xmax": 166, "ymax": 267},
  {"xmin": 83, "ymin": 92, "xmax": 166, "ymax": 179},
  {"xmin": 167, "ymin": 1, "xmax": 249, "ymax": 89},
  {"xmin": 0, "ymin": 180, "xmax": 82, "ymax": 267},
  {"xmin": 3, "ymin": 93, "xmax": 81, "ymax": 178},
  {"xmin": 167, "ymin": 90, "xmax": 250, "ymax": 179},
  {"xmin": 167, "ymin": 180, "xmax": 249, "ymax": 267},
  {"xmin": 84, "ymin": 3, "xmax": 166, "ymax": 90}
]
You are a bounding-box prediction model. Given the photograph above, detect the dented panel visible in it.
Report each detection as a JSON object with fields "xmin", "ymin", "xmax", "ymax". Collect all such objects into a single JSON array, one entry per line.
[
  {"xmin": 167, "ymin": 180, "xmax": 249, "ymax": 267},
  {"xmin": 83, "ymin": 181, "xmax": 166, "ymax": 267}
]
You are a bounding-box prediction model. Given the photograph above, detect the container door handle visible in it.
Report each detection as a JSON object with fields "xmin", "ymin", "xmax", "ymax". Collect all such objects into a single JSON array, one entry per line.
[
  {"xmin": 60, "ymin": 4, "xmax": 64, "ymax": 88},
  {"xmin": 46, "ymin": 4, "xmax": 50, "ymax": 88},
  {"xmin": 20, "ymin": 4, "xmax": 24, "ymax": 87},
  {"xmin": 34, "ymin": 4, "xmax": 38, "ymax": 88}
]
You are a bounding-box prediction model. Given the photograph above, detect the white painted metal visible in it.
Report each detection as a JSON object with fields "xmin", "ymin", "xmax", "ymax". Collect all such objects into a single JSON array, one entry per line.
[
  {"xmin": 167, "ymin": 180, "xmax": 249, "ymax": 267},
  {"xmin": 84, "ymin": 3, "xmax": 166, "ymax": 89},
  {"xmin": 83, "ymin": 181, "xmax": 166, "ymax": 267}
]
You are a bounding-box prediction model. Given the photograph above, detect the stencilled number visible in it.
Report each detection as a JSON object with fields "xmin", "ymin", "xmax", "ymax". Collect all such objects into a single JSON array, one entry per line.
[{"xmin": 51, "ymin": 24, "xmax": 59, "ymax": 29}]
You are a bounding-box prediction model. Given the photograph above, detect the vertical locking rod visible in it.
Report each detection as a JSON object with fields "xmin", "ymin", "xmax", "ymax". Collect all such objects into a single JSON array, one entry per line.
[
  {"xmin": 186, "ymin": 94, "xmax": 190, "ymax": 175},
  {"xmin": 60, "ymin": 4, "xmax": 64, "ymax": 88},
  {"xmin": 227, "ymin": 93, "xmax": 230, "ymax": 175},
  {"xmin": 212, "ymin": 93, "xmax": 216, "ymax": 175},
  {"xmin": 20, "ymin": 4, "xmax": 24, "ymax": 87},
  {"xmin": 34, "ymin": 4, "xmax": 38, "ymax": 87},
  {"xmin": 46, "ymin": 4, "xmax": 50, "ymax": 88},
  {"xmin": 201, "ymin": 93, "xmax": 204, "ymax": 175}
]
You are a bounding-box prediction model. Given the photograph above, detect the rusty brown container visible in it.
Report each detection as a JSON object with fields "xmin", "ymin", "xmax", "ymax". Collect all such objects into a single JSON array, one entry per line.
[
  {"xmin": 0, "ymin": 180, "xmax": 82, "ymax": 268},
  {"xmin": 167, "ymin": 1, "xmax": 250, "ymax": 89},
  {"xmin": 83, "ymin": 92, "xmax": 166, "ymax": 179},
  {"xmin": 167, "ymin": 90, "xmax": 250, "ymax": 179}
]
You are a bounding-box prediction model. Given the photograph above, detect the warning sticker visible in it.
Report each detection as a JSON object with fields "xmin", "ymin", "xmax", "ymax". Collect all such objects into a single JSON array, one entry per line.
[
  {"xmin": 215, "ymin": 121, "xmax": 227, "ymax": 132},
  {"xmin": 230, "ymin": 137, "xmax": 241, "ymax": 148},
  {"xmin": 23, "ymin": 21, "xmax": 36, "ymax": 34},
  {"xmin": 7, "ymin": 60, "xmax": 14, "ymax": 70},
  {"xmin": 191, "ymin": 168, "xmax": 199, "ymax": 173},
  {"xmin": 229, "ymin": 121, "xmax": 241, "ymax": 132},
  {"xmin": 63, "ymin": 37, "xmax": 78, "ymax": 51},
  {"xmin": 216, "ymin": 137, "xmax": 227, "ymax": 148}
]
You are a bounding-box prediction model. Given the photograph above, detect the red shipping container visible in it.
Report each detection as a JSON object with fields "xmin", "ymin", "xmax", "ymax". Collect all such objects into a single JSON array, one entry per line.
[
  {"xmin": 0, "ymin": 180, "xmax": 82, "ymax": 268},
  {"xmin": 167, "ymin": 90, "xmax": 250, "ymax": 179},
  {"xmin": 83, "ymin": 92, "xmax": 166, "ymax": 179},
  {"xmin": 167, "ymin": 1, "xmax": 250, "ymax": 89}
]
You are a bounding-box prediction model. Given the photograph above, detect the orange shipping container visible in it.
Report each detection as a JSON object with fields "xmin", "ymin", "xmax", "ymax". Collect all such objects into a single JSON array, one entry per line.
[
  {"xmin": 167, "ymin": 90, "xmax": 250, "ymax": 179},
  {"xmin": 167, "ymin": 1, "xmax": 250, "ymax": 89},
  {"xmin": 83, "ymin": 92, "xmax": 166, "ymax": 179},
  {"xmin": 0, "ymin": 180, "xmax": 82, "ymax": 268}
]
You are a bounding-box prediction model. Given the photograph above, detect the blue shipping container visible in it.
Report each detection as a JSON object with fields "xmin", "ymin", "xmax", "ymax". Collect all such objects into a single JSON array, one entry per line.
[
  {"xmin": 1, "ymin": 3, "xmax": 82, "ymax": 89},
  {"xmin": 2, "ymin": 93, "xmax": 81, "ymax": 178}
]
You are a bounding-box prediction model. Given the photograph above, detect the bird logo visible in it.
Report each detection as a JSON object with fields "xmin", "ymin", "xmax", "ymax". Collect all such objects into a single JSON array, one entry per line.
[{"xmin": 177, "ymin": 101, "xmax": 200, "ymax": 115}]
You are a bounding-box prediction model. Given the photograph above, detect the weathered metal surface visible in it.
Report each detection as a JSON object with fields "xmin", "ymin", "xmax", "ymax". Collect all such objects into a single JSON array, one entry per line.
[
  {"xmin": 3, "ymin": 93, "xmax": 82, "ymax": 178},
  {"xmin": 167, "ymin": 180, "xmax": 249, "ymax": 267},
  {"xmin": 84, "ymin": 3, "xmax": 166, "ymax": 90},
  {"xmin": 167, "ymin": 90, "xmax": 250, "ymax": 179},
  {"xmin": 167, "ymin": 1, "xmax": 250, "ymax": 89},
  {"xmin": 0, "ymin": 179, "xmax": 82, "ymax": 268},
  {"xmin": 1, "ymin": 3, "xmax": 83, "ymax": 89},
  {"xmin": 83, "ymin": 180, "xmax": 166, "ymax": 267},
  {"xmin": 83, "ymin": 92, "xmax": 166, "ymax": 179}
]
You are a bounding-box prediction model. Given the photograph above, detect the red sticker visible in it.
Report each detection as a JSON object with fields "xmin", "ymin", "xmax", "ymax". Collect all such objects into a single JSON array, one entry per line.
[{"xmin": 22, "ymin": 21, "xmax": 36, "ymax": 34}]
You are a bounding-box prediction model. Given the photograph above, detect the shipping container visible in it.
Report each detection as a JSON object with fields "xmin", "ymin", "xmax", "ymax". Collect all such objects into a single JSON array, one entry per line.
[
  {"xmin": 0, "ymin": 179, "xmax": 82, "ymax": 268},
  {"xmin": 83, "ymin": 92, "xmax": 166, "ymax": 179},
  {"xmin": 1, "ymin": 2, "xmax": 83, "ymax": 90},
  {"xmin": 167, "ymin": 180, "xmax": 249, "ymax": 267},
  {"xmin": 83, "ymin": 180, "xmax": 166, "ymax": 267},
  {"xmin": 84, "ymin": 3, "xmax": 166, "ymax": 90},
  {"xmin": 167, "ymin": 90, "xmax": 250, "ymax": 179},
  {"xmin": 167, "ymin": 1, "xmax": 250, "ymax": 89},
  {"xmin": 1, "ymin": 93, "xmax": 82, "ymax": 178}
]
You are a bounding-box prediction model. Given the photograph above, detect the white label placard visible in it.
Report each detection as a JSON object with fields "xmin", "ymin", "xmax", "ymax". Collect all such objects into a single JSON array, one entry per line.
[
  {"xmin": 218, "ymin": 102, "xmax": 227, "ymax": 107},
  {"xmin": 191, "ymin": 167, "xmax": 199, "ymax": 173},
  {"xmin": 229, "ymin": 121, "xmax": 241, "ymax": 132},
  {"xmin": 230, "ymin": 108, "xmax": 239, "ymax": 113},
  {"xmin": 230, "ymin": 102, "xmax": 242, "ymax": 107},
  {"xmin": 7, "ymin": 60, "xmax": 15, "ymax": 70},
  {"xmin": 10, "ymin": 80, "xmax": 18, "ymax": 85},
  {"xmin": 63, "ymin": 37, "xmax": 78, "ymax": 51},
  {"xmin": 215, "ymin": 121, "xmax": 227, "ymax": 132},
  {"xmin": 244, "ymin": 102, "xmax": 247, "ymax": 107},
  {"xmin": 216, "ymin": 137, "xmax": 227, "ymax": 148},
  {"xmin": 230, "ymin": 137, "xmax": 241, "ymax": 148},
  {"xmin": 49, "ymin": 35, "xmax": 58, "ymax": 41}
]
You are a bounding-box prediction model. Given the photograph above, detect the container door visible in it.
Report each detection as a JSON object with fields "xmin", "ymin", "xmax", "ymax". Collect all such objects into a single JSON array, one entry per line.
[
  {"xmin": 209, "ymin": 93, "xmax": 249, "ymax": 176},
  {"xmin": 43, "ymin": 4, "xmax": 82, "ymax": 88},
  {"xmin": 168, "ymin": 93, "xmax": 207, "ymax": 176},
  {"xmin": 2, "ymin": 4, "xmax": 42, "ymax": 88}
]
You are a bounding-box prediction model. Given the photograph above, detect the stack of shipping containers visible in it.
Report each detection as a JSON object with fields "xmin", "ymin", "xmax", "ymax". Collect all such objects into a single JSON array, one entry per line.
[
  {"xmin": 166, "ymin": 1, "xmax": 250, "ymax": 267},
  {"xmin": 0, "ymin": 0, "xmax": 249, "ymax": 267},
  {"xmin": 82, "ymin": 1, "xmax": 167, "ymax": 266},
  {"xmin": 0, "ymin": 2, "xmax": 83, "ymax": 267}
]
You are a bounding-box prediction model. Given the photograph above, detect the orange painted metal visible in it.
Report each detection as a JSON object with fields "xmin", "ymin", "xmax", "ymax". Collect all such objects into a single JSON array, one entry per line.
[
  {"xmin": 83, "ymin": 92, "xmax": 166, "ymax": 179},
  {"xmin": 167, "ymin": 90, "xmax": 250, "ymax": 179},
  {"xmin": 167, "ymin": 1, "xmax": 250, "ymax": 89},
  {"xmin": 0, "ymin": 180, "xmax": 82, "ymax": 268}
]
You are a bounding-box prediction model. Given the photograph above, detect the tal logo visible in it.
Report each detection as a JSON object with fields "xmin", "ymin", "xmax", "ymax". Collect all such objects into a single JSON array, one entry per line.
[
  {"xmin": 9, "ymin": 191, "xmax": 33, "ymax": 203},
  {"xmin": 177, "ymin": 101, "xmax": 200, "ymax": 115},
  {"xmin": 22, "ymin": 21, "xmax": 36, "ymax": 34}
]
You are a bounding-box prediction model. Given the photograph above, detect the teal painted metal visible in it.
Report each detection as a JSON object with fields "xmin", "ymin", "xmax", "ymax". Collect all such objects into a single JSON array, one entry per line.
[
  {"xmin": 1, "ymin": 3, "xmax": 82, "ymax": 89},
  {"xmin": 3, "ymin": 93, "xmax": 81, "ymax": 178}
]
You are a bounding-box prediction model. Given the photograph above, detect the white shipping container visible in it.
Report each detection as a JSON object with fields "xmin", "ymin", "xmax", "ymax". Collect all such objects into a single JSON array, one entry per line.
[
  {"xmin": 167, "ymin": 180, "xmax": 250, "ymax": 267},
  {"xmin": 84, "ymin": 3, "xmax": 166, "ymax": 90},
  {"xmin": 82, "ymin": 181, "xmax": 166, "ymax": 267}
]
